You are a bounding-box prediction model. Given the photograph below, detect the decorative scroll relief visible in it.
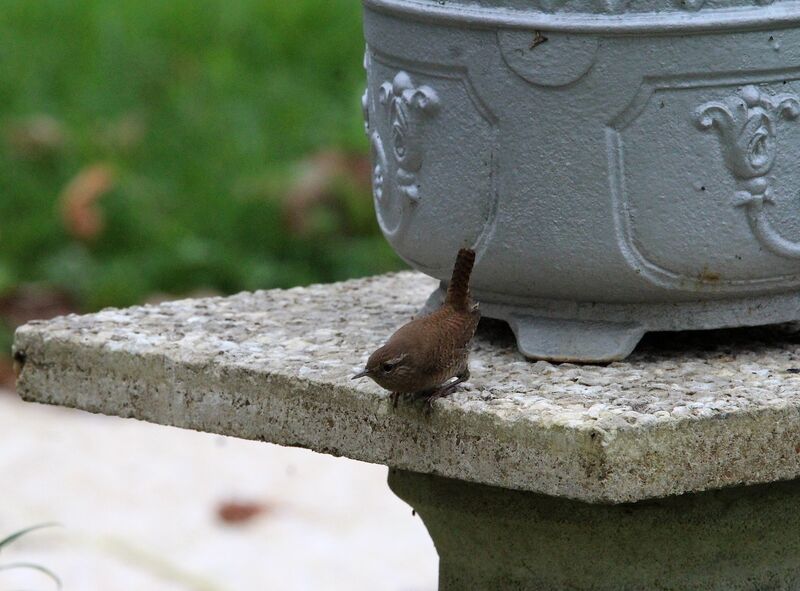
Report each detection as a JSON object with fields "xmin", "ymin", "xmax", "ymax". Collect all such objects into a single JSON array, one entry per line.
[
  {"xmin": 378, "ymin": 72, "xmax": 440, "ymax": 202},
  {"xmin": 694, "ymin": 85, "xmax": 800, "ymax": 259},
  {"xmin": 362, "ymin": 63, "xmax": 440, "ymax": 236}
]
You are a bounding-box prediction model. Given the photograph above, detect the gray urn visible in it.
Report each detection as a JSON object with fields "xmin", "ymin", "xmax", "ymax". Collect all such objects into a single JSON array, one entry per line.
[{"xmin": 360, "ymin": 0, "xmax": 800, "ymax": 362}]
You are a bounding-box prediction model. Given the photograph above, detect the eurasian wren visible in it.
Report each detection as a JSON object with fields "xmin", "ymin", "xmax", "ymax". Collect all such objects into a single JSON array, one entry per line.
[{"xmin": 352, "ymin": 248, "xmax": 479, "ymax": 411}]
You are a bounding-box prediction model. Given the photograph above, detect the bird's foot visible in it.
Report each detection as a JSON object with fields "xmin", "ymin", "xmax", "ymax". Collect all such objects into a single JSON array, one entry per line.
[
  {"xmin": 390, "ymin": 391, "xmax": 419, "ymax": 410},
  {"xmin": 422, "ymin": 372, "xmax": 470, "ymax": 416},
  {"xmin": 422, "ymin": 384, "xmax": 458, "ymax": 416}
]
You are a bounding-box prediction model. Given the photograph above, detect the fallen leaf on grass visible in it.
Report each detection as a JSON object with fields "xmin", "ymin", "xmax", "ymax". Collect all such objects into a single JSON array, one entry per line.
[{"xmin": 59, "ymin": 164, "xmax": 116, "ymax": 240}]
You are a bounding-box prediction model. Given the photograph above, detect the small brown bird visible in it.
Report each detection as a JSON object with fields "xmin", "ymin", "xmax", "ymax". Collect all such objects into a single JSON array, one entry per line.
[{"xmin": 352, "ymin": 248, "xmax": 480, "ymax": 411}]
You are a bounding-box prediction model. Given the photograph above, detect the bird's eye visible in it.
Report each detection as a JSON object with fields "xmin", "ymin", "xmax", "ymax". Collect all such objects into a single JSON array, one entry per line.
[{"xmin": 382, "ymin": 362, "xmax": 396, "ymax": 373}]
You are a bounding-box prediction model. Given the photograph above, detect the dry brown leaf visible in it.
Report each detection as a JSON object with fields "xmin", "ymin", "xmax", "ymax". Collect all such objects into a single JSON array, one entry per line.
[
  {"xmin": 216, "ymin": 499, "xmax": 271, "ymax": 525},
  {"xmin": 59, "ymin": 163, "xmax": 116, "ymax": 240}
]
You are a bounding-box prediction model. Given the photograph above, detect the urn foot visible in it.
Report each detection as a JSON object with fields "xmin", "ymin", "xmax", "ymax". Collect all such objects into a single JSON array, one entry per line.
[
  {"xmin": 422, "ymin": 284, "xmax": 800, "ymax": 362},
  {"xmin": 506, "ymin": 315, "xmax": 645, "ymax": 363},
  {"xmin": 421, "ymin": 284, "xmax": 645, "ymax": 362}
]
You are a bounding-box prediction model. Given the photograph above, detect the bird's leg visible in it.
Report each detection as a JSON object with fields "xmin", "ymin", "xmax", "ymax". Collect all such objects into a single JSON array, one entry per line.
[
  {"xmin": 392, "ymin": 390, "xmax": 429, "ymax": 409},
  {"xmin": 423, "ymin": 370, "xmax": 470, "ymax": 415}
]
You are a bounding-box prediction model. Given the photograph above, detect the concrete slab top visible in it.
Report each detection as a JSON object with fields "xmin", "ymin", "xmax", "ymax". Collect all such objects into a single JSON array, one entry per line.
[{"xmin": 14, "ymin": 272, "xmax": 800, "ymax": 503}]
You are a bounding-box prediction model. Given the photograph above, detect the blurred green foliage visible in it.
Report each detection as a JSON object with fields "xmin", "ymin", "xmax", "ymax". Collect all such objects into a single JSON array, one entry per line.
[{"xmin": 0, "ymin": 0, "xmax": 403, "ymax": 315}]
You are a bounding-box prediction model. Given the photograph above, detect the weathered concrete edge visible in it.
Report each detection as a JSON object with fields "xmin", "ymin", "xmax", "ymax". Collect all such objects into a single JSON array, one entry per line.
[
  {"xmin": 601, "ymin": 404, "xmax": 800, "ymax": 502},
  {"xmin": 14, "ymin": 325, "xmax": 800, "ymax": 503},
  {"xmin": 14, "ymin": 326, "xmax": 608, "ymax": 501}
]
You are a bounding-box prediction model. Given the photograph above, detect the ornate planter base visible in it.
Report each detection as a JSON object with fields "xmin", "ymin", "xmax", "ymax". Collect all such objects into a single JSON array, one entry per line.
[
  {"xmin": 425, "ymin": 285, "xmax": 800, "ymax": 361},
  {"xmin": 389, "ymin": 470, "xmax": 800, "ymax": 591}
]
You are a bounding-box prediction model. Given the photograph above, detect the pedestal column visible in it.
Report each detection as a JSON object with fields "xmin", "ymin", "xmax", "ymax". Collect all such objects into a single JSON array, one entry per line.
[{"xmin": 390, "ymin": 469, "xmax": 800, "ymax": 591}]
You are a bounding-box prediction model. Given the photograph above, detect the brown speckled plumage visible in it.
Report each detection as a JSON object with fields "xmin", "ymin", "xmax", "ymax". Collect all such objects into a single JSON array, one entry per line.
[{"xmin": 353, "ymin": 249, "xmax": 479, "ymax": 410}]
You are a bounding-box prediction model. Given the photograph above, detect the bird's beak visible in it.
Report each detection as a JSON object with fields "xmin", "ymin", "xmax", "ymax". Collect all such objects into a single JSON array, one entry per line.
[{"xmin": 351, "ymin": 369, "xmax": 370, "ymax": 380}]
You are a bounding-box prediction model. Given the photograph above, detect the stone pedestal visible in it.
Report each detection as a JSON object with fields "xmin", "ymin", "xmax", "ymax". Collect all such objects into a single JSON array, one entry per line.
[
  {"xmin": 14, "ymin": 272, "xmax": 800, "ymax": 588},
  {"xmin": 390, "ymin": 470, "xmax": 800, "ymax": 591}
]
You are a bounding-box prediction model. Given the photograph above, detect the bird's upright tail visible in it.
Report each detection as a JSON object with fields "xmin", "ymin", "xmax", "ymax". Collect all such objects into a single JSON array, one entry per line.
[{"xmin": 445, "ymin": 248, "xmax": 475, "ymax": 311}]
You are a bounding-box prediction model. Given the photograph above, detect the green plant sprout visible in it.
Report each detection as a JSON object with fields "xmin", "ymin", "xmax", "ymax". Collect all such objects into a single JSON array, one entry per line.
[{"xmin": 0, "ymin": 524, "xmax": 61, "ymax": 591}]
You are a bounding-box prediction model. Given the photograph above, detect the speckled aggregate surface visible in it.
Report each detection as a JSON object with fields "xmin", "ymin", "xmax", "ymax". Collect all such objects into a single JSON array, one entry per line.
[{"xmin": 14, "ymin": 272, "xmax": 800, "ymax": 503}]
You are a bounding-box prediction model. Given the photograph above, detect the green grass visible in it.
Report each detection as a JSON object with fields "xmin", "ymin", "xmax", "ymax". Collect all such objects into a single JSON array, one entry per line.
[
  {"xmin": 0, "ymin": 523, "xmax": 61, "ymax": 590},
  {"xmin": 0, "ymin": 0, "xmax": 403, "ymax": 314}
]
